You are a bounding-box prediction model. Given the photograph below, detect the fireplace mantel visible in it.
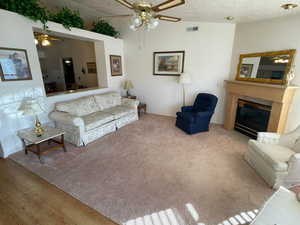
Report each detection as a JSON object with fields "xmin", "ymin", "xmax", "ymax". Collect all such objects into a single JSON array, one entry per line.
[{"xmin": 224, "ymin": 80, "xmax": 299, "ymax": 133}]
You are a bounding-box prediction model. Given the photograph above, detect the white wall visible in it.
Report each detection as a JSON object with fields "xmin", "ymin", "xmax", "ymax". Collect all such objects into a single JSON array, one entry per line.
[
  {"xmin": 0, "ymin": 9, "xmax": 127, "ymax": 157},
  {"xmin": 117, "ymin": 21, "xmax": 236, "ymax": 123},
  {"xmin": 231, "ymin": 14, "xmax": 300, "ymax": 131}
]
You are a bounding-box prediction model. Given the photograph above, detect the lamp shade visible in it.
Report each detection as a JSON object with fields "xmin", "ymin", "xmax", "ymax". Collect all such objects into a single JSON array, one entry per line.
[
  {"xmin": 179, "ymin": 73, "xmax": 191, "ymax": 84},
  {"xmin": 124, "ymin": 80, "xmax": 134, "ymax": 90},
  {"xmin": 18, "ymin": 98, "xmax": 44, "ymax": 116}
]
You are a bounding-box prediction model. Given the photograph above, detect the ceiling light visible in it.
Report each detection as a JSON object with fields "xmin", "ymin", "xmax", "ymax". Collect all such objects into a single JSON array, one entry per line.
[
  {"xmin": 34, "ymin": 38, "xmax": 39, "ymax": 45},
  {"xmin": 225, "ymin": 16, "xmax": 234, "ymax": 21},
  {"xmin": 41, "ymin": 39, "xmax": 51, "ymax": 46},
  {"xmin": 281, "ymin": 3, "xmax": 298, "ymax": 10}
]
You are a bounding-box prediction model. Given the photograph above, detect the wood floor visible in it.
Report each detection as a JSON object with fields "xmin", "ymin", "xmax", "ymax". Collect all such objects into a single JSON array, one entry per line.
[{"xmin": 0, "ymin": 159, "xmax": 118, "ymax": 225}]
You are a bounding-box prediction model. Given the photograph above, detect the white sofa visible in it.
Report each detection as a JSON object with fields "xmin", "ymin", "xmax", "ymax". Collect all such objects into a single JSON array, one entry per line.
[
  {"xmin": 49, "ymin": 92, "xmax": 139, "ymax": 146},
  {"xmin": 245, "ymin": 125, "xmax": 300, "ymax": 189}
]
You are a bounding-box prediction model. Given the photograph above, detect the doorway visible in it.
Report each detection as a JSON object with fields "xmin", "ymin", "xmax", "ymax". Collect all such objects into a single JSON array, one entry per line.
[{"xmin": 62, "ymin": 57, "xmax": 76, "ymax": 90}]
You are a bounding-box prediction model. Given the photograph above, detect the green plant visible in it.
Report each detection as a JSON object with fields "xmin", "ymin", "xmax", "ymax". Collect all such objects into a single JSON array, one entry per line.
[
  {"xmin": 0, "ymin": 0, "xmax": 48, "ymax": 28},
  {"xmin": 49, "ymin": 7, "xmax": 84, "ymax": 30},
  {"xmin": 91, "ymin": 20, "xmax": 119, "ymax": 38}
]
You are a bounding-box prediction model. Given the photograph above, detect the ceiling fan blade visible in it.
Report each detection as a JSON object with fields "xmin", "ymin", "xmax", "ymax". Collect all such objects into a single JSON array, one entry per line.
[
  {"xmin": 152, "ymin": 0, "xmax": 185, "ymax": 12},
  {"xmin": 100, "ymin": 14, "xmax": 133, "ymax": 18},
  {"xmin": 114, "ymin": 0, "xmax": 134, "ymax": 9},
  {"xmin": 156, "ymin": 15, "xmax": 181, "ymax": 22},
  {"xmin": 48, "ymin": 37, "xmax": 60, "ymax": 41}
]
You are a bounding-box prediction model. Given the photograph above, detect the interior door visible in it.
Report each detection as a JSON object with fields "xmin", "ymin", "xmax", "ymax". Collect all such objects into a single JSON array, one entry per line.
[{"xmin": 62, "ymin": 57, "xmax": 75, "ymax": 90}]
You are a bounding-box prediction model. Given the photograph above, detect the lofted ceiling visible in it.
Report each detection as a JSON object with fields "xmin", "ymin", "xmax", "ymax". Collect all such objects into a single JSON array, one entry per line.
[{"xmin": 41, "ymin": 0, "xmax": 300, "ymax": 24}]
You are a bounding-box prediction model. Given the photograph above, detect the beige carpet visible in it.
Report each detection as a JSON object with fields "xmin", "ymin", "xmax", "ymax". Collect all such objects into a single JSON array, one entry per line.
[{"xmin": 10, "ymin": 114, "xmax": 274, "ymax": 225}]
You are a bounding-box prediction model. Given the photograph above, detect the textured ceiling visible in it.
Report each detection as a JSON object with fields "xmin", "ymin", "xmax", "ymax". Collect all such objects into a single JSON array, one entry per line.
[{"xmin": 41, "ymin": 0, "xmax": 300, "ymax": 23}]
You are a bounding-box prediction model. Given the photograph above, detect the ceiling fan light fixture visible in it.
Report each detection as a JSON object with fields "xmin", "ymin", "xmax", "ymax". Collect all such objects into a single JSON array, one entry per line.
[
  {"xmin": 129, "ymin": 24, "xmax": 138, "ymax": 31},
  {"xmin": 132, "ymin": 14, "xmax": 143, "ymax": 26},
  {"xmin": 34, "ymin": 38, "xmax": 39, "ymax": 45},
  {"xmin": 41, "ymin": 39, "xmax": 51, "ymax": 46},
  {"xmin": 148, "ymin": 18, "xmax": 159, "ymax": 29},
  {"xmin": 281, "ymin": 3, "xmax": 298, "ymax": 10}
]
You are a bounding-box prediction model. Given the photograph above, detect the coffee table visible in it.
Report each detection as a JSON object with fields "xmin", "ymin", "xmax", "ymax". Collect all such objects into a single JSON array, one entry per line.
[{"xmin": 18, "ymin": 126, "xmax": 66, "ymax": 163}]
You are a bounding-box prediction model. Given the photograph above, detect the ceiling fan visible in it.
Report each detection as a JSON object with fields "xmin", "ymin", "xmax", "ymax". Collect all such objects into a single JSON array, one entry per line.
[
  {"xmin": 34, "ymin": 32, "xmax": 61, "ymax": 46},
  {"xmin": 113, "ymin": 0, "xmax": 185, "ymax": 31}
]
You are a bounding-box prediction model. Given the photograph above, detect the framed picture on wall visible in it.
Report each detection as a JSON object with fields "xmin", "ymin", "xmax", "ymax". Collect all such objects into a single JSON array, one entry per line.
[
  {"xmin": 0, "ymin": 47, "xmax": 32, "ymax": 81},
  {"xmin": 153, "ymin": 51, "xmax": 185, "ymax": 76},
  {"xmin": 240, "ymin": 64, "xmax": 253, "ymax": 78},
  {"xmin": 110, "ymin": 55, "xmax": 122, "ymax": 76},
  {"xmin": 87, "ymin": 62, "xmax": 97, "ymax": 74}
]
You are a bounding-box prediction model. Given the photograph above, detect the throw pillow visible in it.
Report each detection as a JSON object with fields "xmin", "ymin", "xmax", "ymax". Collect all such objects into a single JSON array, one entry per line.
[{"xmin": 292, "ymin": 138, "xmax": 300, "ymax": 153}]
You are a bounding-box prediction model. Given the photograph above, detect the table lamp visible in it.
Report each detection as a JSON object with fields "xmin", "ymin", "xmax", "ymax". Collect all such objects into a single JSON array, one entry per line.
[
  {"xmin": 18, "ymin": 98, "xmax": 44, "ymax": 137},
  {"xmin": 123, "ymin": 80, "xmax": 134, "ymax": 97},
  {"xmin": 179, "ymin": 73, "xmax": 192, "ymax": 106}
]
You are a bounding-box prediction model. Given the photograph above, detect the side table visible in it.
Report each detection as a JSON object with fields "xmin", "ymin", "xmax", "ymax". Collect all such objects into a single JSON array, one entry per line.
[
  {"xmin": 138, "ymin": 103, "xmax": 147, "ymax": 117},
  {"xmin": 18, "ymin": 126, "xmax": 66, "ymax": 163}
]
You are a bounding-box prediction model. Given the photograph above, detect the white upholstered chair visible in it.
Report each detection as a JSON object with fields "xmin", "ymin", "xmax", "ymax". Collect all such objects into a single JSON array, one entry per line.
[{"xmin": 245, "ymin": 125, "xmax": 300, "ymax": 189}]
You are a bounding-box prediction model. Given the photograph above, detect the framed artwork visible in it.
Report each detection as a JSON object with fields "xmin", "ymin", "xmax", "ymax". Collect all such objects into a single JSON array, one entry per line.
[
  {"xmin": 153, "ymin": 51, "xmax": 185, "ymax": 76},
  {"xmin": 240, "ymin": 64, "xmax": 254, "ymax": 78},
  {"xmin": 87, "ymin": 62, "xmax": 97, "ymax": 74},
  {"xmin": 0, "ymin": 47, "xmax": 32, "ymax": 81},
  {"xmin": 110, "ymin": 55, "xmax": 122, "ymax": 76}
]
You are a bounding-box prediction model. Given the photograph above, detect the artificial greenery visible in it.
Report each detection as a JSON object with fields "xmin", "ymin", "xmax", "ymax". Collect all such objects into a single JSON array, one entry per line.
[
  {"xmin": 0, "ymin": 1, "xmax": 120, "ymax": 37},
  {"xmin": 49, "ymin": 7, "xmax": 84, "ymax": 30},
  {"xmin": 0, "ymin": 0, "xmax": 48, "ymax": 28},
  {"xmin": 91, "ymin": 20, "xmax": 119, "ymax": 38}
]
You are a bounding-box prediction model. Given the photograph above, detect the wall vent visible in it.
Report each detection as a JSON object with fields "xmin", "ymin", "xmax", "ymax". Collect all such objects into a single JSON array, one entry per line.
[{"xmin": 186, "ymin": 26, "xmax": 199, "ymax": 32}]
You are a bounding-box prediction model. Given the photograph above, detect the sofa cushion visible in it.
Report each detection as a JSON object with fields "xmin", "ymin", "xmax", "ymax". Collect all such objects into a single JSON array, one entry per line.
[
  {"xmin": 82, "ymin": 111, "xmax": 114, "ymax": 131},
  {"xmin": 103, "ymin": 106, "xmax": 135, "ymax": 119},
  {"xmin": 249, "ymin": 140, "xmax": 295, "ymax": 172},
  {"xmin": 94, "ymin": 92, "xmax": 121, "ymax": 110},
  {"xmin": 56, "ymin": 96, "xmax": 99, "ymax": 117}
]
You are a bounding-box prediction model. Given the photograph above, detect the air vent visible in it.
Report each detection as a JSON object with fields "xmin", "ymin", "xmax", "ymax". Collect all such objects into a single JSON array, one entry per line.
[{"xmin": 186, "ymin": 26, "xmax": 199, "ymax": 32}]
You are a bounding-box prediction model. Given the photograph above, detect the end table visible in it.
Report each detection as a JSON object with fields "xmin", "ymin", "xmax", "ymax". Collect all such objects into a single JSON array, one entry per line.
[
  {"xmin": 18, "ymin": 126, "xmax": 66, "ymax": 163},
  {"xmin": 138, "ymin": 103, "xmax": 147, "ymax": 117}
]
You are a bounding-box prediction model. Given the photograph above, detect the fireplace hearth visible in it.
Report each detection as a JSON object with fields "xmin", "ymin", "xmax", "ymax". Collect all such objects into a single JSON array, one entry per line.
[{"xmin": 235, "ymin": 99, "xmax": 271, "ymax": 138}]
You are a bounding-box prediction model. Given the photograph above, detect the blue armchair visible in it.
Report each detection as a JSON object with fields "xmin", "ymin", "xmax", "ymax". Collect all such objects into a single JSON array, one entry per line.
[{"xmin": 176, "ymin": 93, "xmax": 218, "ymax": 134}]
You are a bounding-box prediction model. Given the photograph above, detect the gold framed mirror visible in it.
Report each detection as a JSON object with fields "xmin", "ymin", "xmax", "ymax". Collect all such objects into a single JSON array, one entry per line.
[{"xmin": 236, "ymin": 49, "xmax": 296, "ymax": 85}]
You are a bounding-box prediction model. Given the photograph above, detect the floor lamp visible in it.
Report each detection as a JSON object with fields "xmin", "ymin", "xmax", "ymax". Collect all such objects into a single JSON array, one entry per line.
[{"xmin": 179, "ymin": 73, "xmax": 191, "ymax": 106}]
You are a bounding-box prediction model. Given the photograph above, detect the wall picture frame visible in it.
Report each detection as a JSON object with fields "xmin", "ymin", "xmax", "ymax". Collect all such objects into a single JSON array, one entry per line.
[
  {"xmin": 110, "ymin": 55, "xmax": 122, "ymax": 76},
  {"xmin": 0, "ymin": 47, "xmax": 32, "ymax": 81},
  {"xmin": 153, "ymin": 51, "xmax": 185, "ymax": 76}
]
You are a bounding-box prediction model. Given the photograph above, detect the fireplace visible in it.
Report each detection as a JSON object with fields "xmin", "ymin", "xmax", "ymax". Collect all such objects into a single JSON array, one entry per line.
[
  {"xmin": 235, "ymin": 99, "xmax": 271, "ymax": 138},
  {"xmin": 224, "ymin": 80, "xmax": 298, "ymax": 134}
]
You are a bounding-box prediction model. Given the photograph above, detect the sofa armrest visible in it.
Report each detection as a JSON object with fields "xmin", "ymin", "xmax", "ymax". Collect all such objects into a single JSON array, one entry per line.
[
  {"xmin": 257, "ymin": 132, "xmax": 281, "ymax": 144},
  {"xmin": 49, "ymin": 111, "xmax": 84, "ymax": 128},
  {"xmin": 121, "ymin": 98, "xmax": 139, "ymax": 109},
  {"xmin": 287, "ymin": 153, "xmax": 300, "ymax": 180}
]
